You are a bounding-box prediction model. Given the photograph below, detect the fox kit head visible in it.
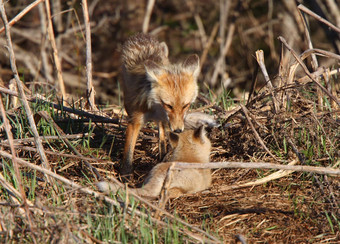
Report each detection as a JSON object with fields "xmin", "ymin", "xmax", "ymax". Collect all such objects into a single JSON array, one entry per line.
[
  {"xmin": 145, "ymin": 55, "xmax": 200, "ymax": 133},
  {"xmin": 169, "ymin": 126, "xmax": 211, "ymax": 163}
]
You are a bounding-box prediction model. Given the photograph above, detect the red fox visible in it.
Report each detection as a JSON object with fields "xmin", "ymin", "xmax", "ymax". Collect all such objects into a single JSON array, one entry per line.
[
  {"xmin": 120, "ymin": 33, "xmax": 200, "ymax": 174},
  {"xmin": 97, "ymin": 126, "xmax": 212, "ymax": 199}
]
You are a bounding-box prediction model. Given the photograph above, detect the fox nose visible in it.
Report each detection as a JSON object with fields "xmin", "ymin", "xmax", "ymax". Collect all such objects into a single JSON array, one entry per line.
[{"xmin": 174, "ymin": 129, "xmax": 183, "ymax": 133}]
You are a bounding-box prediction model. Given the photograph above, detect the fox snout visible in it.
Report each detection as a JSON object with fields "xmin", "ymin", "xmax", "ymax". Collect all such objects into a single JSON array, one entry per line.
[
  {"xmin": 168, "ymin": 119, "xmax": 184, "ymax": 133},
  {"xmin": 166, "ymin": 113, "xmax": 185, "ymax": 133}
]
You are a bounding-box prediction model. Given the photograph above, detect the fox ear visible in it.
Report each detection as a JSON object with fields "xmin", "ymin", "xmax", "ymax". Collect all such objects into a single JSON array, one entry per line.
[
  {"xmin": 193, "ymin": 125, "xmax": 206, "ymax": 144},
  {"xmin": 183, "ymin": 54, "xmax": 200, "ymax": 78},
  {"xmin": 159, "ymin": 42, "xmax": 169, "ymax": 57},
  {"xmin": 169, "ymin": 132, "xmax": 179, "ymax": 148},
  {"xmin": 145, "ymin": 60, "xmax": 162, "ymax": 82}
]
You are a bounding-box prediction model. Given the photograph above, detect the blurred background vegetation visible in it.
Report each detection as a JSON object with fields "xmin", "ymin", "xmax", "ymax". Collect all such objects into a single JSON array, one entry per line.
[{"xmin": 1, "ymin": 0, "xmax": 339, "ymax": 106}]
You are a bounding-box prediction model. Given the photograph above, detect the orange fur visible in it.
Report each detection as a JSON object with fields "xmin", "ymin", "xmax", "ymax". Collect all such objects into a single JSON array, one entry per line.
[
  {"xmin": 120, "ymin": 33, "xmax": 200, "ymax": 174},
  {"xmin": 97, "ymin": 126, "xmax": 212, "ymax": 199}
]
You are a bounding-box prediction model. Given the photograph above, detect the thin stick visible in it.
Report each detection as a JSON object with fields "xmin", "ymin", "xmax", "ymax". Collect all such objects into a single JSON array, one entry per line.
[
  {"xmin": 0, "ymin": 0, "xmax": 44, "ymax": 34},
  {"xmin": 53, "ymin": 0, "xmax": 63, "ymax": 49},
  {"xmin": 255, "ymin": 50, "xmax": 279, "ymax": 113},
  {"xmin": 173, "ymin": 161, "xmax": 340, "ymax": 175},
  {"xmin": 298, "ymin": 4, "xmax": 340, "ymax": 34},
  {"xmin": 193, "ymin": 13, "xmax": 207, "ymax": 46},
  {"xmin": 200, "ymin": 22, "xmax": 219, "ymax": 72},
  {"xmin": 0, "ymin": 1, "xmax": 55, "ymax": 186},
  {"xmin": 158, "ymin": 162, "xmax": 176, "ymax": 212},
  {"xmin": 0, "ymin": 173, "xmax": 28, "ymax": 218},
  {"xmin": 297, "ymin": 8, "xmax": 318, "ymax": 70},
  {"xmin": 0, "ymin": 150, "xmax": 221, "ymax": 244},
  {"xmin": 45, "ymin": 0, "xmax": 66, "ymax": 99},
  {"xmin": 0, "ymin": 86, "xmax": 119, "ymax": 123},
  {"xmin": 211, "ymin": 23, "xmax": 235, "ymax": 86},
  {"xmin": 0, "ymin": 93, "xmax": 34, "ymax": 229},
  {"xmin": 187, "ymin": 0, "xmax": 207, "ymax": 46},
  {"xmin": 287, "ymin": 48, "xmax": 340, "ymax": 84},
  {"xmin": 82, "ymin": 0, "xmax": 97, "ymax": 111},
  {"xmin": 278, "ymin": 36, "xmax": 340, "ymax": 107},
  {"xmin": 0, "ymin": 143, "xmax": 111, "ymax": 163},
  {"xmin": 219, "ymin": 160, "xmax": 298, "ymax": 191},
  {"xmin": 38, "ymin": 111, "xmax": 102, "ymax": 181},
  {"xmin": 246, "ymin": 58, "xmax": 259, "ymax": 105},
  {"xmin": 142, "ymin": 0, "xmax": 156, "ymax": 33},
  {"xmin": 297, "ymin": 5, "xmax": 323, "ymax": 108},
  {"xmin": 2, "ymin": 133, "xmax": 91, "ymax": 144},
  {"xmin": 240, "ymin": 104, "xmax": 278, "ymax": 160},
  {"xmin": 38, "ymin": 2, "xmax": 53, "ymax": 84},
  {"xmin": 0, "ymin": 172, "xmax": 43, "ymax": 217}
]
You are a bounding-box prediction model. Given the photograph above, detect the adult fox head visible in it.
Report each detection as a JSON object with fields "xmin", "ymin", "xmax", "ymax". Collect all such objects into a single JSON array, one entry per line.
[{"xmin": 145, "ymin": 54, "xmax": 200, "ymax": 133}]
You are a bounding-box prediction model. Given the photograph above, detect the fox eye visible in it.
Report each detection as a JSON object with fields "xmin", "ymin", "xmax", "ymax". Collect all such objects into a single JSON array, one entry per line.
[
  {"xmin": 162, "ymin": 101, "xmax": 173, "ymax": 110},
  {"xmin": 183, "ymin": 103, "xmax": 190, "ymax": 110},
  {"xmin": 165, "ymin": 104, "xmax": 173, "ymax": 110}
]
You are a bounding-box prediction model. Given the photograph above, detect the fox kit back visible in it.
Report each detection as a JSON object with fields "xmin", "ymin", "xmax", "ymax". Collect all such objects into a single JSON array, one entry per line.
[
  {"xmin": 120, "ymin": 33, "xmax": 200, "ymax": 174},
  {"xmin": 97, "ymin": 126, "xmax": 212, "ymax": 199}
]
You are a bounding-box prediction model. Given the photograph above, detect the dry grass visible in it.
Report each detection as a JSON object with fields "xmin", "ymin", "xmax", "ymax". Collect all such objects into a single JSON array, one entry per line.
[{"xmin": 0, "ymin": 0, "xmax": 339, "ymax": 243}]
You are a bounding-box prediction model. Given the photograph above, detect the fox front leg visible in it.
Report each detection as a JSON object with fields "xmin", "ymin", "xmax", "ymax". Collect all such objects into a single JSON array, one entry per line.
[
  {"xmin": 121, "ymin": 114, "xmax": 143, "ymax": 175},
  {"xmin": 158, "ymin": 121, "xmax": 167, "ymax": 161}
]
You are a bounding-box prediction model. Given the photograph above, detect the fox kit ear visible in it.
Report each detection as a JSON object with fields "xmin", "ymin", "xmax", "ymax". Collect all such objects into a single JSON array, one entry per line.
[
  {"xmin": 159, "ymin": 42, "xmax": 169, "ymax": 57},
  {"xmin": 169, "ymin": 132, "xmax": 179, "ymax": 148},
  {"xmin": 145, "ymin": 60, "xmax": 162, "ymax": 82},
  {"xmin": 193, "ymin": 125, "xmax": 206, "ymax": 144},
  {"xmin": 183, "ymin": 54, "xmax": 200, "ymax": 78}
]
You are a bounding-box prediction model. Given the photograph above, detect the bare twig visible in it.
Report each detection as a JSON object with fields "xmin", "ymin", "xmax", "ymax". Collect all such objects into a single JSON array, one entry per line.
[
  {"xmin": 267, "ymin": 0, "xmax": 279, "ymax": 62},
  {"xmin": 298, "ymin": 8, "xmax": 318, "ymax": 70},
  {"xmin": 187, "ymin": 0, "xmax": 207, "ymax": 46},
  {"xmin": 200, "ymin": 22, "xmax": 219, "ymax": 72},
  {"xmin": 325, "ymin": 0, "xmax": 340, "ymax": 27},
  {"xmin": 219, "ymin": 160, "xmax": 298, "ymax": 191},
  {"xmin": 298, "ymin": 4, "xmax": 340, "ymax": 34},
  {"xmin": 209, "ymin": 0, "xmax": 231, "ymax": 87},
  {"xmin": 255, "ymin": 50, "xmax": 279, "ymax": 113},
  {"xmin": 45, "ymin": 0, "xmax": 66, "ymax": 99},
  {"xmin": 82, "ymin": 0, "xmax": 97, "ymax": 111},
  {"xmin": 0, "ymin": 0, "xmax": 44, "ymax": 34},
  {"xmin": 0, "ymin": 173, "xmax": 28, "ymax": 219},
  {"xmin": 0, "ymin": 38, "xmax": 40, "ymax": 80},
  {"xmin": 2, "ymin": 133, "xmax": 91, "ymax": 144},
  {"xmin": 8, "ymin": 79, "xmax": 18, "ymax": 108},
  {"xmin": 173, "ymin": 161, "xmax": 340, "ymax": 175},
  {"xmin": 0, "ymin": 150, "xmax": 221, "ymax": 244},
  {"xmin": 240, "ymin": 104, "xmax": 278, "ymax": 160},
  {"xmin": 52, "ymin": 0, "xmax": 63, "ymax": 49},
  {"xmin": 246, "ymin": 58, "xmax": 259, "ymax": 105},
  {"xmin": 0, "ymin": 143, "xmax": 112, "ymax": 164},
  {"xmin": 142, "ymin": 0, "xmax": 155, "ymax": 33},
  {"xmin": 211, "ymin": 23, "xmax": 235, "ymax": 86},
  {"xmin": 0, "ymin": 92, "xmax": 35, "ymax": 230},
  {"xmin": 37, "ymin": 111, "xmax": 102, "ymax": 181},
  {"xmin": 158, "ymin": 162, "xmax": 176, "ymax": 210},
  {"xmin": 0, "ymin": 86, "xmax": 119, "ymax": 123},
  {"xmin": 279, "ymin": 36, "xmax": 340, "ymax": 108},
  {"xmin": 297, "ymin": 5, "xmax": 323, "ymax": 108},
  {"xmin": 296, "ymin": 68, "xmax": 340, "ymax": 89},
  {"xmin": 0, "ymin": 1, "xmax": 55, "ymax": 186},
  {"xmin": 211, "ymin": 23, "xmax": 235, "ymax": 85},
  {"xmin": 38, "ymin": 2, "xmax": 53, "ymax": 84},
  {"xmin": 219, "ymin": 0, "xmax": 229, "ymax": 57},
  {"xmin": 288, "ymin": 49, "xmax": 340, "ymax": 84}
]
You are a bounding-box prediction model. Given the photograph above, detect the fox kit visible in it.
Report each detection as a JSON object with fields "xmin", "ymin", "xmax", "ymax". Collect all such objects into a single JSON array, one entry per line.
[
  {"xmin": 97, "ymin": 126, "xmax": 212, "ymax": 199},
  {"xmin": 120, "ymin": 33, "xmax": 200, "ymax": 174}
]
